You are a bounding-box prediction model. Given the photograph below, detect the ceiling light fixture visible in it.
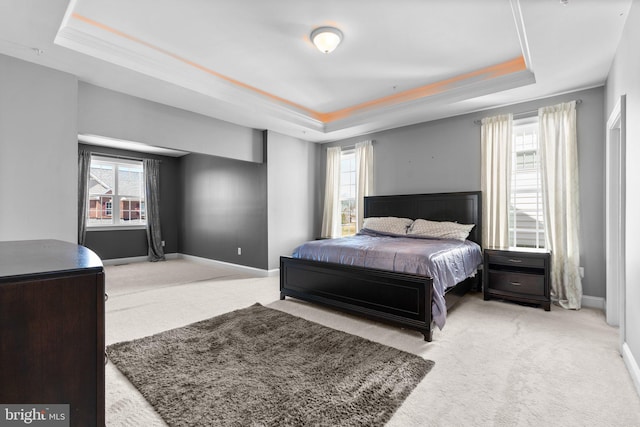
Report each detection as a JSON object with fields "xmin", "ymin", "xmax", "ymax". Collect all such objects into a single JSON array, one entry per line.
[{"xmin": 310, "ymin": 26, "xmax": 343, "ymax": 54}]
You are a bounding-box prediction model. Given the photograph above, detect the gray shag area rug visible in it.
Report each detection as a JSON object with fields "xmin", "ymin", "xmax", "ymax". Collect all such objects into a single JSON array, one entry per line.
[{"xmin": 106, "ymin": 303, "xmax": 433, "ymax": 426}]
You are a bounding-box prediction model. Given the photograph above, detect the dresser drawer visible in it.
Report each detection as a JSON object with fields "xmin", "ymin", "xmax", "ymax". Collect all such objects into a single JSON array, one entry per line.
[
  {"xmin": 486, "ymin": 253, "xmax": 545, "ymax": 269},
  {"xmin": 487, "ymin": 270, "xmax": 545, "ymax": 296}
]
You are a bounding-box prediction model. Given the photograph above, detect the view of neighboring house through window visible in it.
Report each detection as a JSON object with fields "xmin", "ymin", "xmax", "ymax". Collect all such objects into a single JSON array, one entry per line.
[
  {"xmin": 510, "ymin": 117, "xmax": 545, "ymax": 248},
  {"xmin": 87, "ymin": 155, "xmax": 146, "ymax": 227},
  {"xmin": 339, "ymin": 149, "xmax": 356, "ymax": 236}
]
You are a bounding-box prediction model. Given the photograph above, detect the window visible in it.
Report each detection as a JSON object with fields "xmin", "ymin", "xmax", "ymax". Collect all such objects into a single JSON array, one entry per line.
[
  {"xmin": 339, "ymin": 150, "xmax": 356, "ymax": 236},
  {"xmin": 509, "ymin": 118, "xmax": 545, "ymax": 248},
  {"xmin": 87, "ymin": 156, "xmax": 146, "ymax": 227}
]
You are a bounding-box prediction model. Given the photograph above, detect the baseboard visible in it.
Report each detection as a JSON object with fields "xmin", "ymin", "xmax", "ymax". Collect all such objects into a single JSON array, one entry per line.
[
  {"xmin": 102, "ymin": 253, "xmax": 178, "ymax": 266},
  {"xmin": 178, "ymin": 254, "xmax": 279, "ymax": 277},
  {"xmin": 622, "ymin": 342, "xmax": 640, "ymax": 398},
  {"xmin": 101, "ymin": 252, "xmax": 277, "ymax": 277},
  {"xmin": 582, "ymin": 295, "xmax": 605, "ymax": 310}
]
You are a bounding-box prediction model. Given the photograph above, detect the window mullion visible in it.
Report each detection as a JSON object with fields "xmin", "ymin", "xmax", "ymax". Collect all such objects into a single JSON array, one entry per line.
[
  {"xmin": 114, "ymin": 165, "xmax": 120, "ymax": 225},
  {"xmin": 87, "ymin": 156, "xmax": 146, "ymax": 229}
]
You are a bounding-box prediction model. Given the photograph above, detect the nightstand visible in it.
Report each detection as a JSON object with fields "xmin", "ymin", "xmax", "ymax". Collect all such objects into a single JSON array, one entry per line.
[{"xmin": 483, "ymin": 248, "xmax": 551, "ymax": 311}]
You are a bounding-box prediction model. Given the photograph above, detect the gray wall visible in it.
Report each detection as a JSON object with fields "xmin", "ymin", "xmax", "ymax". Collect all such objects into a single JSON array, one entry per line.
[
  {"xmin": 0, "ymin": 54, "xmax": 78, "ymax": 243},
  {"xmin": 77, "ymin": 82, "xmax": 320, "ymax": 268},
  {"xmin": 321, "ymin": 87, "xmax": 606, "ymax": 300},
  {"xmin": 78, "ymin": 82, "xmax": 264, "ymax": 163},
  {"xmin": 79, "ymin": 143, "xmax": 181, "ymax": 260},
  {"xmin": 266, "ymin": 131, "xmax": 320, "ymax": 269},
  {"xmin": 84, "ymin": 229, "xmax": 148, "ymax": 260},
  {"xmin": 605, "ymin": 0, "xmax": 640, "ymax": 386},
  {"xmin": 82, "ymin": 133, "xmax": 320, "ymax": 268},
  {"xmin": 77, "ymin": 82, "xmax": 274, "ymax": 266},
  {"xmin": 78, "ymin": 141, "xmax": 275, "ymax": 267},
  {"xmin": 178, "ymin": 153, "xmax": 268, "ymax": 269}
]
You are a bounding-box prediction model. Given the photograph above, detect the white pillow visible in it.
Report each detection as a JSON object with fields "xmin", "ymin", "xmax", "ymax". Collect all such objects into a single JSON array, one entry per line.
[
  {"xmin": 362, "ymin": 217, "xmax": 413, "ymax": 236},
  {"xmin": 407, "ymin": 219, "xmax": 474, "ymax": 241}
]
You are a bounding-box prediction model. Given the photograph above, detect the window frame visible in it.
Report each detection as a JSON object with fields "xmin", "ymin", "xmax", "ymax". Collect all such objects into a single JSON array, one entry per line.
[
  {"xmin": 338, "ymin": 149, "xmax": 357, "ymax": 237},
  {"xmin": 86, "ymin": 155, "xmax": 147, "ymax": 231},
  {"xmin": 509, "ymin": 116, "xmax": 545, "ymax": 249}
]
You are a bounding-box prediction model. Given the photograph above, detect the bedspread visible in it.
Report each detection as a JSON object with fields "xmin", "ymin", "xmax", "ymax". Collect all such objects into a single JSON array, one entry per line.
[{"xmin": 291, "ymin": 233, "xmax": 482, "ymax": 329}]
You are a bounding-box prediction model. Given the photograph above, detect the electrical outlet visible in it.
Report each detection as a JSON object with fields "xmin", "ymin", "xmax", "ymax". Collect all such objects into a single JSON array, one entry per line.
[
  {"xmin": 161, "ymin": 240, "xmax": 165, "ymax": 247},
  {"xmin": 238, "ymin": 247, "xmax": 242, "ymax": 255},
  {"xmin": 579, "ymin": 266, "xmax": 584, "ymax": 278}
]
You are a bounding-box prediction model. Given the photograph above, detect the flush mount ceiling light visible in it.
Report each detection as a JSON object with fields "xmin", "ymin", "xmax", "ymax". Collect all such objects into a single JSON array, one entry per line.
[{"xmin": 310, "ymin": 26, "xmax": 343, "ymax": 54}]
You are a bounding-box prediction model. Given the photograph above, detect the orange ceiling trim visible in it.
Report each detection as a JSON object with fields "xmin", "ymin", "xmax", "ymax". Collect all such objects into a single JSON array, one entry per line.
[
  {"xmin": 70, "ymin": 13, "xmax": 526, "ymax": 125},
  {"xmin": 315, "ymin": 56, "xmax": 527, "ymax": 123},
  {"xmin": 71, "ymin": 13, "xmax": 319, "ymax": 118}
]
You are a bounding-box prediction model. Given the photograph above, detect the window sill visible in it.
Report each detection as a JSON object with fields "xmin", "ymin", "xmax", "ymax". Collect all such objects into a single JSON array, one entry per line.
[{"xmin": 87, "ymin": 225, "xmax": 147, "ymax": 232}]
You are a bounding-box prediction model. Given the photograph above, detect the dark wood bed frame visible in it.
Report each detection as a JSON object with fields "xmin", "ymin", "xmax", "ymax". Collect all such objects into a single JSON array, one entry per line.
[{"xmin": 279, "ymin": 191, "xmax": 482, "ymax": 341}]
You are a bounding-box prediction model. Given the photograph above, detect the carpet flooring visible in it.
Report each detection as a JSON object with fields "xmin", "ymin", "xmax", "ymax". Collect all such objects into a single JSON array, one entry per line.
[
  {"xmin": 107, "ymin": 303, "xmax": 433, "ymax": 426},
  {"xmin": 104, "ymin": 258, "xmax": 640, "ymax": 426},
  {"xmin": 104, "ymin": 257, "xmax": 253, "ymax": 296}
]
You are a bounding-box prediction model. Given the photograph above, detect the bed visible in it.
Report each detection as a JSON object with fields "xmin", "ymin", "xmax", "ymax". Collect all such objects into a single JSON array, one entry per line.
[{"xmin": 279, "ymin": 191, "xmax": 482, "ymax": 341}]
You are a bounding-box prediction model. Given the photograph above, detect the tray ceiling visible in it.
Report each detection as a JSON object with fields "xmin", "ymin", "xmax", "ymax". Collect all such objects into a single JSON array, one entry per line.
[{"xmin": 0, "ymin": 0, "xmax": 632, "ymax": 142}]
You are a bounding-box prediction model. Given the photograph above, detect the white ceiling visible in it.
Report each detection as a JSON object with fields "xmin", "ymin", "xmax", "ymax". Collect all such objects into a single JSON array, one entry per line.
[{"xmin": 0, "ymin": 0, "xmax": 631, "ymax": 143}]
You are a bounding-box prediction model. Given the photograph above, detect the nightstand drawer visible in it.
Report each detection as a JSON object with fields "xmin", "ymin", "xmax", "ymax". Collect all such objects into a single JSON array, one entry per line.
[
  {"xmin": 487, "ymin": 271, "xmax": 545, "ymax": 296},
  {"xmin": 486, "ymin": 253, "xmax": 545, "ymax": 269}
]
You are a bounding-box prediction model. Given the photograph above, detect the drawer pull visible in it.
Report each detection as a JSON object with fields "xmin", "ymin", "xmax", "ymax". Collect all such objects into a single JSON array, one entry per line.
[
  {"xmin": 510, "ymin": 282, "xmax": 522, "ymax": 286},
  {"xmin": 508, "ymin": 259, "xmax": 523, "ymax": 263}
]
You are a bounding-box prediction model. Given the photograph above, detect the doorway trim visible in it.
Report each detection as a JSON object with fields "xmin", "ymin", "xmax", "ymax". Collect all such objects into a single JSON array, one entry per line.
[{"xmin": 605, "ymin": 95, "xmax": 626, "ymax": 350}]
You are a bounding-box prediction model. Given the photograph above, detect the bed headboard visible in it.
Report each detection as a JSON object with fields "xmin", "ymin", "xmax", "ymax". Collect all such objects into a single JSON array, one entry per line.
[{"xmin": 363, "ymin": 191, "xmax": 482, "ymax": 245}]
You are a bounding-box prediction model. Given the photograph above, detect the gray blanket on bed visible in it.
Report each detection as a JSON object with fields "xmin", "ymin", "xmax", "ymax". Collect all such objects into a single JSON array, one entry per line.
[{"xmin": 292, "ymin": 233, "xmax": 482, "ymax": 329}]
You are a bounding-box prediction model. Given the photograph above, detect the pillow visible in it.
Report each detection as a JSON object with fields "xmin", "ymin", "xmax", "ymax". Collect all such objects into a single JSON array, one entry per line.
[
  {"xmin": 362, "ymin": 217, "xmax": 413, "ymax": 236},
  {"xmin": 407, "ymin": 219, "xmax": 475, "ymax": 241}
]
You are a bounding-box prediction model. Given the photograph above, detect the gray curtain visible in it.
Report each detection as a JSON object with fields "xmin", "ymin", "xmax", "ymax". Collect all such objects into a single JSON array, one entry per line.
[
  {"xmin": 144, "ymin": 158, "xmax": 165, "ymax": 262},
  {"xmin": 78, "ymin": 150, "xmax": 91, "ymax": 246}
]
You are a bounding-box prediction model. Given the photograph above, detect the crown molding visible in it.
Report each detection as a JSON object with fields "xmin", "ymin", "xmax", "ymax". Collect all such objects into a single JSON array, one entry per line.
[
  {"xmin": 55, "ymin": 2, "xmax": 535, "ymax": 138},
  {"xmin": 55, "ymin": 24, "xmax": 326, "ymax": 132}
]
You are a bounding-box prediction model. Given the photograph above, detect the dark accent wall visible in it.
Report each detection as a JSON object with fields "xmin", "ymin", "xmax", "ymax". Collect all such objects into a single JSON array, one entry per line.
[
  {"xmin": 80, "ymin": 143, "xmax": 181, "ymax": 260},
  {"xmin": 84, "ymin": 228, "xmax": 148, "ymax": 260},
  {"xmin": 178, "ymin": 153, "xmax": 268, "ymax": 270},
  {"xmin": 79, "ymin": 145, "xmax": 269, "ymax": 269}
]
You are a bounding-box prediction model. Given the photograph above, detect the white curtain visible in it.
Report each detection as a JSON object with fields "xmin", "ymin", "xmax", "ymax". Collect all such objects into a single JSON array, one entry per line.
[
  {"xmin": 481, "ymin": 114, "xmax": 513, "ymax": 249},
  {"xmin": 355, "ymin": 140, "xmax": 373, "ymax": 231},
  {"xmin": 321, "ymin": 146, "xmax": 341, "ymax": 238},
  {"xmin": 539, "ymin": 101, "xmax": 582, "ymax": 309}
]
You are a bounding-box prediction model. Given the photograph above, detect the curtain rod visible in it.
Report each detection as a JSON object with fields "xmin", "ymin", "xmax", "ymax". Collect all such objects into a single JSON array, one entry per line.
[
  {"xmin": 324, "ymin": 144, "xmax": 356, "ymax": 151},
  {"xmin": 90, "ymin": 152, "xmax": 162, "ymax": 163},
  {"xmin": 473, "ymin": 99, "xmax": 582, "ymax": 125},
  {"xmin": 330, "ymin": 139, "xmax": 375, "ymax": 151}
]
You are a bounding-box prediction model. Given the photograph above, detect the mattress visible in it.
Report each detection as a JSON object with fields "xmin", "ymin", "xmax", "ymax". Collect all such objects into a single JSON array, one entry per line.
[{"xmin": 292, "ymin": 232, "xmax": 483, "ymax": 328}]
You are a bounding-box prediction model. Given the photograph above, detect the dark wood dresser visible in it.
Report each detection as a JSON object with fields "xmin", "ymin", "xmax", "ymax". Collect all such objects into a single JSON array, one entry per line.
[
  {"xmin": 0, "ymin": 240, "xmax": 105, "ymax": 426},
  {"xmin": 483, "ymin": 247, "xmax": 551, "ymax": 311}
]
